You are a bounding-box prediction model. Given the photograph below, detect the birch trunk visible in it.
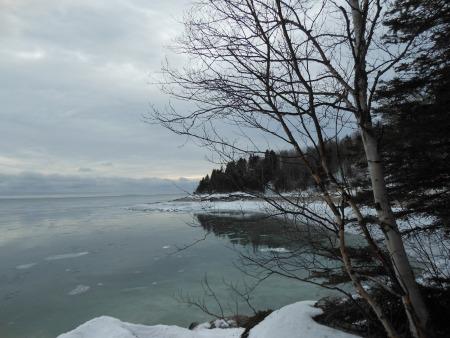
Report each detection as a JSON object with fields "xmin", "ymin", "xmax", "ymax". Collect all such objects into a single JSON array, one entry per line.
[
  {"xmin": 360, "ymin": 128, "xmax": 430, "ymax": 338},
  {"xmin": 349, "ymin": 1, "xmax": 430, "ymax": 336}
]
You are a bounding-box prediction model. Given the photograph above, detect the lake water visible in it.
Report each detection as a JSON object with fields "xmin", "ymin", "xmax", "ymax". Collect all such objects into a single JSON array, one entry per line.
[{"xmin": 0, "ymin": 195, "xmax": 340, "ymax": 338}]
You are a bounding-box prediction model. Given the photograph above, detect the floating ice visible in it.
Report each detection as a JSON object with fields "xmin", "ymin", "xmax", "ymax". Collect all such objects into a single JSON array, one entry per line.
[
  {"xmin": 16, "ymin": 263, "xmax": 37, "ymax": 270},
  {"xmin": 68, "ymin": 285, "xmax": 91, "ymax": 296},
  {"xmin": 46, "ymin": 252, "xmax": 89, "ymax": 261},
  {"xmin": 258, "ymin": 247, "xmax": 290, "ymax": 253}
]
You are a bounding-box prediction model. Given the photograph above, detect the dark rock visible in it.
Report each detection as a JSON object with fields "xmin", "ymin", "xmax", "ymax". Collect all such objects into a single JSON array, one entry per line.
[{"xmin": 188, "ymin": 322, "xmax": 199, "ymax": 330}]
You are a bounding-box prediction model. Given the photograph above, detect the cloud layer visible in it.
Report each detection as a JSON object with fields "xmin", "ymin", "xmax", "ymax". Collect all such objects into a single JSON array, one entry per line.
[
  {"xmin": 0, "ymin": 0, "xmax": 212, "ymax": 194},
  {"xmin": 0, "ymin": 172, "xmax": 196, "ymax": 196}
]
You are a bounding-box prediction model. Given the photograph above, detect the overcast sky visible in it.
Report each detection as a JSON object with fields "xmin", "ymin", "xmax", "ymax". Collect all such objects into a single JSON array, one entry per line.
[{"xmin": 0, "ymin": 0, "xmax": 217, "ymax": 194}]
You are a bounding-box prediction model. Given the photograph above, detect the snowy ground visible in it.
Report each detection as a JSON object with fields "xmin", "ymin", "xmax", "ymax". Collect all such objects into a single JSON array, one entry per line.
[
  {"xmin": 345, "ymin": 206, "xmax": 450, "ymax": 283},
  {"xmin": 57, "ymin": 301, "xmax": 360, "ymax": 338}
]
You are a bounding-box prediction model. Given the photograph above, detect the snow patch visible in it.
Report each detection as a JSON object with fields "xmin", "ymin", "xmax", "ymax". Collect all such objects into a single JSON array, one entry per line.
[
  {"xmin": 212, "ymin": 319, "xmax": 236, "ymax": 329},
  {"xmin": 249, "ymin": 301, "xmax": 359, "ymax": 338}
]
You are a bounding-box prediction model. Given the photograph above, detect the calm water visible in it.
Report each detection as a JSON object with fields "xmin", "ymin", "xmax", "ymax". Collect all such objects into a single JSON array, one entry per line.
[{"xmin": 0, "ymin": 195, "xmax": 339, "ymax": 338}]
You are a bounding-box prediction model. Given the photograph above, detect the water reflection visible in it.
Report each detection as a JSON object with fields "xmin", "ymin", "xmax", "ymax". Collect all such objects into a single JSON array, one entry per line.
[
  {"xmin": 195, "ymin": 213, "xmax": 326, "ymax": 253},
  {"xmin": 0, "ymin": 196, "xmax": 343, "ymax": 338}
]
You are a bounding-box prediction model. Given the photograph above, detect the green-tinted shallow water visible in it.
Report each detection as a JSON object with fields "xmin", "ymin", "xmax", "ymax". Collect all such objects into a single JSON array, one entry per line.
[{"xmin": 0, "ymin": 195, "xmax": 340, "ymax": 338}]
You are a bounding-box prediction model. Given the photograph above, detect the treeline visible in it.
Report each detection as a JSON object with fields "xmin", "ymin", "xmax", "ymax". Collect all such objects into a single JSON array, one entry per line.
[
  {"xmin": 196, "ymin": 0, "xmax": 450, "ymax": 228},
  {"xmin": 195, "ymin": 136, "xmax": 368, "ymax": 194}
]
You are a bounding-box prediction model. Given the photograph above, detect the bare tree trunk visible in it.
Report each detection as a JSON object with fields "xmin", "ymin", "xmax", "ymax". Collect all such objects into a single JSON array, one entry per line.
[
  {"xmin": 349, "ymin": 1, "xmax": 430, "ymax": 336},
  {"xmin": 360, "ymin": 128, "xmax": 430, "ymax": 338},
  {"xmin": 337, "ymin": 216, "xmax": 401, "ymax": 338}
]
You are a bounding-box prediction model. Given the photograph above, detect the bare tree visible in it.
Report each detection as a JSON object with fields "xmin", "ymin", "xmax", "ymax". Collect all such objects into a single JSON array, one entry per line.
[{"xmin": 151, "ymin": 1, "xmax": 431, "ymax": 337}]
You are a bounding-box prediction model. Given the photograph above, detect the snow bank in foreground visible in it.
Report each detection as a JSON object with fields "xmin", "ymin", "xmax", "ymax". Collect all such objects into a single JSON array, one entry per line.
[
  {"xmin": 57, "ymin": 316, "xmax": 243, "ymax": 338},
  {"xmin": 249, "ymin": 301, "xmax": 359, "ymax": 338},
  {"xmin": 57, "ymin": 301, "xmax": 360, "ymax": 338}
]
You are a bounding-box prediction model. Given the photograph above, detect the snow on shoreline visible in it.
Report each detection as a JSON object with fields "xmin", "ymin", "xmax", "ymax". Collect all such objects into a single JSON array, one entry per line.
[
  {"xmin": 248, "ymin": 301, "xmax": 359, "ymax": 338},
  {"xmin": 57, "ymin": 301, "xmax": 360, "ymax": 338},
  {"xmin": 57, "ymin": 317, "xmax": 243, "ymax": 338},
  {"xmin": 128, "ymin": 192, "xmax": 327, "ymax": 216},
  {"xmin": 129, "ymin": 193, "xmax": 271, "ymax": 215}
]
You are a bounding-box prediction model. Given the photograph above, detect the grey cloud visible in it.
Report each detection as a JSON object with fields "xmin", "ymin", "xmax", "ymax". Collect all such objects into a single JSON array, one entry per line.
[
  {"xmin": 0, "ymin": 172, "xmax": 197, "ymax": 196},
  {"xmin": 78, "ymin": 167, "xmax": 94, "ymax": 172},
  {"xmin": 0, "ymin": 0, "xmax": 213, "ymax": 180}
]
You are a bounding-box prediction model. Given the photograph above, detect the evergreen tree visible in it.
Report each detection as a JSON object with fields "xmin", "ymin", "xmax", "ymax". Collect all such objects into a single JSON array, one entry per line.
[{"xmin": 378, "ymin": 0, "xmax": 450, "ymax": 226}]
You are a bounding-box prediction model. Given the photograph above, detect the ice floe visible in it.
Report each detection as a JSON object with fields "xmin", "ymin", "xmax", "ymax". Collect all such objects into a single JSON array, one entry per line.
[
  {"xmin": 258, "ymin": 247, "xmax": 290, "ymax": 253},
  {"xmin": 16, "ymin": 263, "xmax": 37, "ymax": 270},
  {"xmin": 68, "ymin": 285, "xmax": 91, "ymax": 296},
  {"xmin": 46, "ymin": 251, "xmax": 89, "ymax": 261}
]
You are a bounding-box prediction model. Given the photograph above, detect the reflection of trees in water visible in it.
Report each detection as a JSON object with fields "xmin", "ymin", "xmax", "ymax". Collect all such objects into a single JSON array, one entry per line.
[
  {"xmin": 195, "ymin": 214, "xmax": 325, "ymax": 252},
  {"xmin": 194, "ymin": 214, "xmax": 354, "ymax": 302}
]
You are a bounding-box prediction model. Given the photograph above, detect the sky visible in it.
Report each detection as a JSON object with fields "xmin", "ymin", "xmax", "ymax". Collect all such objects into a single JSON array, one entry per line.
[{"xmin": 0, "ymin": 0, "xmax": 214, "ymax": 195}]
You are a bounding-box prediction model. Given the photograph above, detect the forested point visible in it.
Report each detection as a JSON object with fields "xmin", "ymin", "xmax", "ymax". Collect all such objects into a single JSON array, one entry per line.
[
  {"xmin": 196, "ymin": 109, "xmax": 450, "ymax": 228},
  {"xmin": 195, "ymin": 137, "xmax": 366, "ymax": 194}
]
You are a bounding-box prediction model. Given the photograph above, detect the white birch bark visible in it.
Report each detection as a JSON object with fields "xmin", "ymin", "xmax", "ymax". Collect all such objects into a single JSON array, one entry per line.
[{"xmin": 349, "ymin": 1, "xmax": 430, "ymax": 337}]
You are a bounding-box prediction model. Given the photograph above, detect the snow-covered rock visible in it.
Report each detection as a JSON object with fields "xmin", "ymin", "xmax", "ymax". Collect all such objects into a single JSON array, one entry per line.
[
  {"xmin": 57, "ymin": 316, "xmax": 244, "ymax": 338},
  {"xmin": 57, "ymin": 301, "xmax": 360, "ymax": 338},
  {"xmin": 249, "ymin": 301, "xmax": 359, "ymax": 338}
]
